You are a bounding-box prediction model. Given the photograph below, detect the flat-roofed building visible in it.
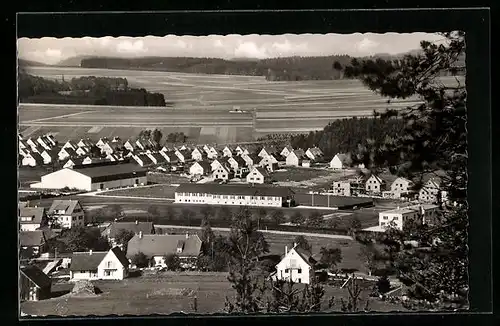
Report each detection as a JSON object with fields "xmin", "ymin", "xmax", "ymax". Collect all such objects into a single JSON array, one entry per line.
[
  {"xmin": 174, "ymin": 183, "xmax": 295, "ymax": 208},
  {"xmin": 378, "ymin": 204, "xmax": 440, "ymax": 231}
]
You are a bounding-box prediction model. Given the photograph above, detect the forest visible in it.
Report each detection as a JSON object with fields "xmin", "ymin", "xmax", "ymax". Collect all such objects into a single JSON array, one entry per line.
[
  {"xmin": 287, "ymin": 117, "xmax": 405, "ymax": 158},
  {"xmin": 18, "ymin": 72, "xmax": 166, "ymax": 106}
]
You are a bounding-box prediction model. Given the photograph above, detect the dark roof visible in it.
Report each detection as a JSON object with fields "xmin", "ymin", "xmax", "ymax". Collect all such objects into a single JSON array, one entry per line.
[
  {"xmin": 20, "ymin": 265, "xmax": 51, "ymax": 289},
  {"xmin": 150, "ymin": 152, "xmax": 166, "ymax": 163},
  {"xmin": 48, "ymin": 200, "xmax": 81, "ymax": 215},
  {"xmin": 110, "ymin": 247, "xmax": 130, "ymax": 267},
  {"xmin": 244, "ymin": 153, "xmax": 261, "ymax": 163},
  {"xmin": 69, "ymin": 251, "xmax": 108, "ymax": 271},
  {"xmin": 294, "ymin": 247, "xmax": 317, "ymax": 266},
  {"xmin": 19, "ymin": 207, "xmax": 45, "ymax": 225},
  {"xmin": 175, "ymin": 183, "xmax": 294, "ymax": 197},
  {"xmin": 127, "ymin": 234, "xmax": 202, "ymax": 258},
  {"xmin": 20, "ymin": 231, "xmax": 46, "ymax": 247},
  {"xmin": 136, "ymin": 154, "xmax": 153, "ymax": 165},
  {"xmin": 192, "ymin": 161, "xmax": 211, "ymax": 172},
  {"xmin": 71, "ymin": 163, "xmax": 147, "ymax": 183},
  {"xmin": 106, "ymin": 221, "xmax": 154, "ymax": 238},
  {"xmin": 232, "ymin": 156, "xmax": 246, "ymax": 166}
]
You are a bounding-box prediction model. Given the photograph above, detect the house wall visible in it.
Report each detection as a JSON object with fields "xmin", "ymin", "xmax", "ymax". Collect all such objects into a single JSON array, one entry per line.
[
  {"xmin": 56, "ymin": 212, "xmax": 85, "ymax": 229},
  {"xmin": 98, "ymin": 251, "xmax": 128, "ymax": 280},
  {"xmin": 40, "ymin": 169, "xmax": 92, "ymax": 191},
  {"xmin": 366, "ymin": 177, "xmax": 383, "ymax": 193},
  {"xmin": 212, "ymin": 168, "xmax": 229, "ymax": 181},
  {"xmin": 330, "ymin": 156, "xmax": 343, "ymax": 169},
  {"xmin": 332, "ymin": 182, "xmax": 351, "ymax": 196},
  {"xmin": 286, "ymin": 154, "xmax": 299, "ymax": 167},
  {"xmin": 20, "ymin": 223, "xmax": 40, "ymax": 232},
  {"xmin": 19, "ymin": 274, "xmax": 49, "ymax": 301},
  {"xmin": 175, "ymin": 192, "xmax": 283, "ymax": 207},
  {"xmin": 189, "ymin": 164, "xmax": 204, "ymax": 176},
  {"xmin": 276, "ymin": 250, "xmax": 312, "ymax": 284},
  {"xmin": 246, "ymin": 170, "xmax": 264, "ymax": 184},
  {"xmin": 90, "ymin": 176, "xmax": 148, "ymax": 191},
  {"xmin": 70, "ymin": 270, "xmax": 99, "ymax": 280},
  {"xmin": 22, "ymin": 156, "xmax": 37, "ymax": 167}
]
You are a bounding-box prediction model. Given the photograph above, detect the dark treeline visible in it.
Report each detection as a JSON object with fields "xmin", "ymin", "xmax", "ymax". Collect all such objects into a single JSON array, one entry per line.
[
  {"xmin": 290, "ymin": 117, "xmax": 405, "ymax": 157},
  {"xmin": 18, "ymin": 72, "xmax": 166, "ymax": 106},
  {"xmin": 80, "ymin": 55, "xmax": 353, "ymax": 81}
]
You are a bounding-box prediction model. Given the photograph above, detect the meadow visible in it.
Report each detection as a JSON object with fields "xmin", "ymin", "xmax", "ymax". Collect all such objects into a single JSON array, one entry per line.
[{"xmin": 18, "ymin": 66, "xmax": 441, "ymax": 143}]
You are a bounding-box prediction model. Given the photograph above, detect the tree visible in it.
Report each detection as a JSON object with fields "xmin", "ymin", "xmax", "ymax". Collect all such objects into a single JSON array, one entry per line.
[
  {"xmin": 180, "ymin": 208, "xmax": 195, "ymax": 225},
  {"xmin": 104, "ymin": 204, "xmax": 124, "ymax": 220},
  {"xmin": 270, "ymin": 210, "xmax": 285, "ymax": 225},
  {"xmin": 165, "ymin": 206, "xmax": 177, "ymax": 220},
  {"xmin": 327, "ymin": 218, "xmax": 340, "ymax": 230},
  {"xmin": 290, "ymin": 211, "xmax": 305, "ymax": 225},
  {"xmin": 264, "ymin": 279, "xmax": 331, "ymax": 313},
  {"xmin": 358, "ymin": 243, "xmax": 378, "ymax": 276},
  {"xmin": 152, "ymin": 128, "xmax": 163, "ymax": 147},
  {"xmin": 293, "ymin": 235, "xmax": 312, "ymax": 253},
  {"xmin": 200, "ymin": 205, "xmax": 215, "ymax": 221},
  {"xmin": 340, "ymin": 275, "xmax": 370, "ymax": 312},
  {"xmin": 344, "ymin": 31, "xmax": 468, "ymax": 308},
  {"xmin": 217, "ymin": 206, "xmax": 233, "ymax": 222},
  {"xmin": 114, "ymin": 229, "xmax": 135, "ymax": 252},
  {"xmin": 225, "ymin": 208, "xmax": 269, "ymax": 313},
  {"xmin": 349, "ymin": 217, "xmax": 362, "ymax": 236},
  {"xmin": 376, "ymin": 275, "xmax": 392, "ymax": 295},
  {"xmin": 200, "ymin": 217, "xmax": 215, "ymax": 256},
  {"xmin": 164, "ymin": 253, "xmax": 181, "ymax": 271},
  {"xmin": 131, "ymin": 252, "xmax": 150, "ymax": 268},
  {"xmin": 147, "ymin": 205, "xmax": 160, "ymax": 221},
  {"xmin": 307, "ymin": 212, "xmax": 324, "ymax": 228},
  {"xmin": 319, "ymin": 247, "xmax": 342, "ymax": 271}
]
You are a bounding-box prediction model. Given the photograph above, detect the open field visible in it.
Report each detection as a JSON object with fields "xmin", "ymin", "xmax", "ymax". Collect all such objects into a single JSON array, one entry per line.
[
  {"xmin": 20, "ymin": 272, "xmax": 404, "ymax": 316},
  {"xmin": 18, "ymin": 66, "xmax": 455, "ymax": 143}
]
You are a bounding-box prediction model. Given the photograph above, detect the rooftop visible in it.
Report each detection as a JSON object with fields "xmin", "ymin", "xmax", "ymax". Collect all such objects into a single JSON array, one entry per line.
[
  {"xmin": 126, "ymin": 234, "xmax": 202, "ymax": 258},
  {"xmin": 71, "ymin": 163, "xmax": 147, "ymax": 181},
  {"xmin": 20, "ymin": 265, "xmax": 52, "ymax": 289},
  {"xmin": 69, "ymin": 251, "xmax": 108, "ymax": 271}
]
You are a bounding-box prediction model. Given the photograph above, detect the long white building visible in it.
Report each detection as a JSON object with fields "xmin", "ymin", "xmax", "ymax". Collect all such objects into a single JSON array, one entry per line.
[
  {"xmin": 174, "ymin": 183, "xmax": 295, "ymax": 208},
  {"xmin": 378, "ymin": 204, "xmax": 440, "ymax": 231},
  {"xmin": 30, "ymin": 163, "xmax": 148, "ymax": 191}
]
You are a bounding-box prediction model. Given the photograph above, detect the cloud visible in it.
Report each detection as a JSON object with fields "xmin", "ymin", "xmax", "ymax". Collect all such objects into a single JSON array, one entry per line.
[
  {"xmin": 234, "ymin": 42, "xmax": 268, "ymax": 59},
  {"xmin": 356, "ymin": 37, "xmax": 380, "ymax": 52},
  {"xmin": 116, "ymin": 40, "xmax": 147, "ymax": 54}
]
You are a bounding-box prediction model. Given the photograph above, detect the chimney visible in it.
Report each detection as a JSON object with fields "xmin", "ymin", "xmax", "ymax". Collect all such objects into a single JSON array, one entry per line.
[
  {"xmin": 135, "ymin": 220, "xmax": 139, "ymax": 225},
  {"xmin": 89, "ymin": 250, "xmax": 92, "ymax": 255},
  {"xmin": 285, "ymin": 246, "xmax": 288, "ymax": 255},
  {"xmin": 185, "ymin": 233, "xmax": 189, "ymax": 239},
  {"xmin": 139, "ymin": 231, "xmax": 143, "ymax": 239},
  {"xmin": 293, "ymin": 242, "xmax": 297, "ymax": 248}
]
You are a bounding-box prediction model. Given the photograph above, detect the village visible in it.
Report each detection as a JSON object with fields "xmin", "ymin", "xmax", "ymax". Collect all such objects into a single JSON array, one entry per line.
[{"xmin": 19, "ymin": 132, "xmax": 446, "ymax": 311}]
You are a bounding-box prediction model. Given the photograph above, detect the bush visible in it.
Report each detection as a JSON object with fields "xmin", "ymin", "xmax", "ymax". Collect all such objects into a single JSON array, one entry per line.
[
  {"xmin": 376, "ymin": 275, "xmax": 392, "ymax": 294},
  {"xmin": 131, "ymin": 252, "xmax": 150, "ymax": 268}
]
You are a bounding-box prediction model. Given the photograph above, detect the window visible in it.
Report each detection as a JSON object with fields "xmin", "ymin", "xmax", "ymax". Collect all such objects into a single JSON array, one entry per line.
[
  {"xmin": 394, "ymin": 216, "xmax": 399, "ymax": 220},
  {"xmin": 260, "ymin": 196, "xmax": 265, "ymax": 200},
  {"xmin": 383, "ymin": 216, "xmax": 388, "ymax": 220},
  {"xmin": 298, "ymin": 268, "xmax": 302, "ymax": 274},
  {"xmin": 298, "ymin": 278, "xmax": 302, "ymax": 283},
  {"xmin": 100, "ymin": 183, "xmax": 104, "ymax": 190},
  {"xmin": 285, "ymin": 269, "xmax": 289, "ymax": 273},
  {"xmin": 107, "ymin": 261, "xmax": 112, "ymax": 268},
  {"xmin": 104, "ymin": 270, "xmax": 112, "ymax": 276}
]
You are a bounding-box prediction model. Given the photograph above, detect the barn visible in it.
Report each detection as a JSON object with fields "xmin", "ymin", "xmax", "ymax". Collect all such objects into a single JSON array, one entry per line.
[{"xmin": 30, "ymin": 163, "xmax": 148, "ymax": 191}]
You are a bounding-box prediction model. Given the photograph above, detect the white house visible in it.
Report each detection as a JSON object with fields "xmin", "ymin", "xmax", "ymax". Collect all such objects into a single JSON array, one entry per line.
[
  {"xmin": 378, "ymin": 204, "xmax": 440, "ymax": 231},
  {"xmin": 100, "ymin": 143, "xmax": 116, "ymax": 156},
  {"xmin": 36, "ymin": 136, "xmax": 52, "ymax": 150},
  {"xmin": 25, "ymin": 138, "xmax": 36, "ymax": 150},
  {"xmin": 97, "ymin": 247, "xmax": 130, "ymax": 280},
  {"xmin": 241, "ymin": 153, "xmax": 262, "ymax": 167},
  {"xmin": 133, "ymin": 154, "xmax": 153, "ymax": 167},
  {"xmin": 22, "ymin": 152, "xmax": 44, "ymax": 167},
  {"xmin": 390, "ymin": 177, "xmax": 414, "ymax": 198},
  {"xmin": 259, "ymin": 155, "xmax": 279, "ymax": 172},
  {"xmin": 222, "ymin": 146, "xmax": 234, "ymax": 157},
  {"xmin": 58, "ymin": 147, "xmax": 76, "ymax": 161},
  {"xmin": 305, "ymin": 147, "xmax": 323, "ymax": 161},
  {"xmin": 19, "ymin": 147, "xmax": 30, "ymax": 158},
  {"xmin": 175, "ymin": 149, "xmax": 190, "ymax": 163},
  {"xmin": 202, "ymin": 144, "xmax": 211, "ymax": 154},
  {"xmin": 212, "ymin": 164, "xmax": 231, "ymax": 181},
  {"xmin": 207, "ymin": 146, "xmax": 220, "ymax": 159},
  {"xmin": 75, "ymin": 146, "xmax": 90, "ymax": 157},
  {"xmin": 70, "ymin": 247, "xmax": 129, "ymax": 281},
  {"xmin": 286, "ymin": 149, "xmax": 306, "ymax": 167},
  {"xmin": 19, "ymin": 207, "xmax": 47, "ymax": 232},
  {"xmin": 44, "ymin": 134, "xmax": 57, "ymax": 147},
  {"xmin": 40, "ymin": 150, "xmax": 58, "ymax": 165},
  {"xmin": 235, "ymin": 146, "xmax": 246, "ymax": 156},
  {"xmin": 210, "ymin": 158, "xmax": 227, "ymax": 171},
  {"xmin": 19, "ymin": 139, "xmax": 27, "ymax": 150},
  {"xmin": 30, "ymin": 163, "xmax": 148, "ymax": 191},
  {"xmin": 191, "ymin": 147, "xmax": 206, "ymax": 161},
  {"xmin": 246, "ymin": 167, "xmax": 270, "ymax": 184},
  {"xmin": 106, "ymin": 153, "xmax": 121, "ymax": 162},
  {"xmin": 179, "ymin": 144, "xmax": 189, "ymax": 151},
  {"xmin": 228, "ymin": 156, "xmax": 246, "ymax": 172},
  {"xmin": 332, "ymin": 181, "xmax": 351, "ymax": 196},
  {"xmin": 174, "ymin": 183, "xmax": 294, "ymax": 208},
  {"xmin": 63, "ymin": 158, "xmax": 84, "ymax": 169},
  {"xmin": 189, "ymin": 161, "xmax": 212, "ymax": 176},
  {"xmin": 418, "ymin": 179, "xmax": 443, "ymax": 203},
  {"xmin": 96, "ymin": 138, "xmax": 109, "ymax": 149},
  {"xmin": 47, "ymin": 200, "xmax": 85, "ymax": 229},
  {"xmin": 77, "ymin": 138, "xmax": 93, "ymax": 148},
  {"xmin": 330, "ymin": 153, "xmax": 350, "ymax": 170},
  {"xmin": 62, "ymin": 140, "xmax": 77, "ymax": 151},
  {"xmin": 275, "ymin": 245, "xmax": 316, "ymax": 284},
  {"xmin": 280, "ymin": 145, "xmax": 294, "ymax": 158},
  {"xmin": 258, "ymin": 146, "xmax": 278, "ymax": 159},
  {"xmin": 160, "ymin": 151, "xmax": 179, "ymax": 164},
  {"xmin": 366, "ymin": 175, "xmax": 386, "ymax": 194},
  {"xmin": 124, "ymin": 140, "xmax": 136, "ymax": 152}
]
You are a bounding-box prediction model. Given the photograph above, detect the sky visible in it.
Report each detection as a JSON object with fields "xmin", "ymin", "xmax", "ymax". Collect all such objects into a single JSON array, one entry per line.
[{"xmin": 17, "ymin": 33, "xmax": 444, "ymax": 65}]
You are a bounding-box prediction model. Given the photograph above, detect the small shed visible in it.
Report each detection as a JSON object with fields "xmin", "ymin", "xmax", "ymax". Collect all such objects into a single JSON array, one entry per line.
[{"xmin": 19, "ymin": 265, "xmax": 52, "ymax": 302}]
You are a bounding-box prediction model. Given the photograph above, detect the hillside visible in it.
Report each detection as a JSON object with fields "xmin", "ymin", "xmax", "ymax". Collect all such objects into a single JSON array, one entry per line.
[
  {"xmin": 18, "ymin": 58, "xmax": 48, "ymax": 67},
  {"xmin": 56, "ymin": 55, "xmax": 96, "ymax": 67}
]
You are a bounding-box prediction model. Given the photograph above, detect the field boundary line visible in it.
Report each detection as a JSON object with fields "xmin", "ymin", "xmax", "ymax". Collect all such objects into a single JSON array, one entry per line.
[{"xmin": 93, "ymin": 194, "xmax": 175, "ymax": 201}]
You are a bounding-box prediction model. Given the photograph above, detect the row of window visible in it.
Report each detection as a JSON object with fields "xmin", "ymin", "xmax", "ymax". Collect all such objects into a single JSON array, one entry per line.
[
  {"xmin": 177, "ymin": 198, "xmax": 280, "ymax": 206},
  {"xmin": 177, "ymin": 193, "xmax": 280, "ymax": 201},
  {"xmin": 284, "ymin": 268, "xmax": 302, "ymax": 273}
]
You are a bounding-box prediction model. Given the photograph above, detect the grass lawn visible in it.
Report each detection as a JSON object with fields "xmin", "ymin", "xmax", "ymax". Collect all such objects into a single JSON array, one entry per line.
[
  {"xmin": 20, "ymin": 273, "xmax": 405, "ymax": 316},
  {"xmin": 146, "ymin": 172, "xmax": 190, "ymax": 185},
  {"xmin": 18, "ymin": 166, "xmax": 53, "ymax": 187},
  {"xmin": 100, "ymin": 184, "xmax": 178, "ymax": 199},
  {"xmin": 271, "ymin": 167, "xmax": 332, "ymax": 183}
]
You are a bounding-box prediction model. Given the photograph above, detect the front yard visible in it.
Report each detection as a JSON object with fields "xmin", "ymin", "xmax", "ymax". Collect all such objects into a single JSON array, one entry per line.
[
  {"xmin": 98, "ymin": 184, "xmax": 178, "ymax": 199},
  {"xmin": 20, "ymin": 272, "xmax": 405, "ymax": 316}
]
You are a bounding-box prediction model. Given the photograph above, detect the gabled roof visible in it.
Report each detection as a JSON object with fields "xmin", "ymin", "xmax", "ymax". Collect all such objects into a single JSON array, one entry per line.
[
  {"xmin": 332, "ymin": 153, "xmax": 349, "ymax": 163},
  {"xmin": 244, "ymin": 153, "xmax": 261, "ymax": 163},
  {"xmin": 110, "ymin": 247, "xmax": 130, "ymax": 268},
  {"xmin": 126, "ymin": 234, "xmax": 202, "ymax": 258},
  {"xmin": 367, "ymin": 174, "xmax": 385, "ymax": 184},
  {"xmin": 19, "ymin": 207, "xmax": 46, "ymax": 225},
  {"xmin": 164, "ymin": 152, "xmax": 179, "ymax": 162},
  {"xmin": 231, "ymin": 156, "xmax": 246, "ymax": 166},
  {"xmin": 20, "ymin": 265, "xmax": 51, "ymax": 289},
  {"xmin": 282, "ymin": 145, "xmax": 294, "ymax": 152},
  {"xmin": 292, "ymin": 149, "xmax": 306, "ymax": 158},
  {"xmin": 28, "ymin": 152, "xmax": 44, "ymax": 163},
  {"xmin": 192, "ymin": 161, "xmax": 211, "ymax": 172},
  {"xmin": 293, "ymin": 247, "xmax": 317, "ymax": 266},
  {"xmin": 150, "ymin": 152, "xmax": 166, "ymax": 163},
  {"xmin": 65, "ymin": 157, "xmax": 84, "ymax": 166},
  {"xmin": 61, "ymin": 147, "xmax": 77, "ymax": 156},
  {"xmin": 19, "ymin": 230, "xmax": 46, "ymax": 247},
  {"xmin": 106, "ymin": 221, "xmax": 154, "ymax": 238},
  {"xmin": 70, "ymin": 251, "xmax": 108, "ymax": 271},
  {"xmin": 48, "ymin": 200, "xmax": 81, "ymax": 215},
  {"xmin": 71, "ymin": 163, "xmax": 147, "ymax": 182},
  {"xmin": 260, "ymin": 146, "xmax": 278, "ymax": 155}
]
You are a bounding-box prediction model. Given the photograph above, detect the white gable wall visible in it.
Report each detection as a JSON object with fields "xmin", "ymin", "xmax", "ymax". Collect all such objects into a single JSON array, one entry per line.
[
  {"xmin": 276, "ymin": 248, "xmax": 312, "ymax": 284},
  {"xmin": 40, "ymin": 169, "xmax": 92, "ymax": 191},
  {"xmin": 98, "ymin": 250, "xmax": 128, "ymax": 280}
]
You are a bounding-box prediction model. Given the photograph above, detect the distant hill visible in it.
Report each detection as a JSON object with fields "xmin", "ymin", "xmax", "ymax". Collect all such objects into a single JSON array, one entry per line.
[
  {"xmin": 18, "ymin": 58, "xmax": 48, "ymax": 67},
  {"xmin": 55, "ymin": 55, "xmax": 97, "ymax": 67}
]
